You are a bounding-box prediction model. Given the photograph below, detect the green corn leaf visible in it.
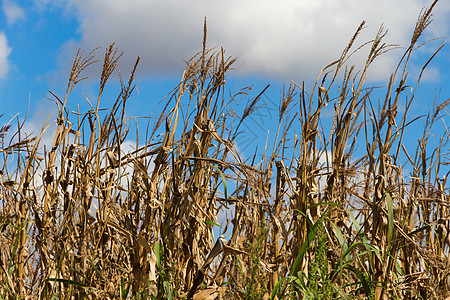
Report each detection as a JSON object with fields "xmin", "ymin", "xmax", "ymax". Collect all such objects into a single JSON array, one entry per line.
[{"xmin": 386, "ymin": 192, "xmax": 394, "ymax": 244}]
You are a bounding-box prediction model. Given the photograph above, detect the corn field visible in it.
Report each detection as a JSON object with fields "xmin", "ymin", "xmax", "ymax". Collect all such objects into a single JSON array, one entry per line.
[{"xmin": 1, "ymin": 1, "xmax": 450, "ymax": 299}]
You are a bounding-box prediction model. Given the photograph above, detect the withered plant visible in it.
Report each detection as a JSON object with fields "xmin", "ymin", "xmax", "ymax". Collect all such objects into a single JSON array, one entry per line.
[{"xmin": 1, "ymin": 2, "xmax": 450, "ymax": 299}]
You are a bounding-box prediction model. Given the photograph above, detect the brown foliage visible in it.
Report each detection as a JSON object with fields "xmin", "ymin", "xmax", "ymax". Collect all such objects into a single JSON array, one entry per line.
[{"xmin": 1, "ymin": 2, "xmax": 450, "ymax": 299}]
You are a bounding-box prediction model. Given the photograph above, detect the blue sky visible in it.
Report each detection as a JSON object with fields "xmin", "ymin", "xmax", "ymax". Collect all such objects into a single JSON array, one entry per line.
[{"xmin": 1, "ymin": 0, "xmax": 450, "ymax": 158}]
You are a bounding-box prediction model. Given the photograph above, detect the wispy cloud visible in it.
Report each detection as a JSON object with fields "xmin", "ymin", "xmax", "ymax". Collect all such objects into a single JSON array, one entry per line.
[
  {"xmin": 2, "ymin": 0, "xmax": 25, "ymax": 25},
  {"xmin": 0, "ymin": 32, "xmax": 12, "ymax": 79}
]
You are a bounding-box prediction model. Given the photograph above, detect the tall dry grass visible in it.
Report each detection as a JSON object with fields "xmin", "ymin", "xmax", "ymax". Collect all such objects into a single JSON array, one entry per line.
[{"xmin": 1, "ymin": 1, "xmax": 450, "ymax": 299}]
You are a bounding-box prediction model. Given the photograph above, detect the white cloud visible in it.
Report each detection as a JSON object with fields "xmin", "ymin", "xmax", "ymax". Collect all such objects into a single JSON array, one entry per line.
[
  {"xmin": 0, "ymin": 32, "xmax": 12, "ymax": 79},
  {"xmin": 2, "ymin": 0, "xmax": 25, "ymax": 25},
  {"xmin": 55, "ymin": 0, "xmax": 450, "ymax": 82}
]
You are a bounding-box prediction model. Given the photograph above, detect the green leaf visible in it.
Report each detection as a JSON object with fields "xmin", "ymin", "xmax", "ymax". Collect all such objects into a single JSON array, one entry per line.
[
  {"xmin": 345, "ymin": 207, "xmax": 374, "ymax": 270},
  {"xmin": 331, "ymin": 221, "xmax": 347, "ymax": 252},
  {"xmin": 394, "ymin": 255, "xmax": 404, "ymax": 276},
  {"xmin": 155, "ymin": 241, "xmax": 162, "ymax": 270},
  {"xmin": 205, "ymin": 220, "xmax": 221, "ymax": 227},
  {"xmin": 386, "ymin": 192, "xmax": 394, "ymax": 244},
  {"xmin": 343, "ymin": 265, "xmax": 372, "ymax": 296},
  {"xmin": 164, "ymin": 281, "xmax": 172, "ymax": 300},
  {"xmin": 212, "ymin": 166, "xmax": 228, "ymax": 203},
  {"xmin": 269, "ymin": 277, "xmax": 287, "ymax": 300},
  {"xmin": 341, "ymin": 242, "xmax": 363, "ymax": 262},
  {"xmin": 282, "ymin": 205, "xmax": 332, "ymax": 296},
  {"xmin": 120, "ymin": 277, "xmax": 131, "ymax": 299}
]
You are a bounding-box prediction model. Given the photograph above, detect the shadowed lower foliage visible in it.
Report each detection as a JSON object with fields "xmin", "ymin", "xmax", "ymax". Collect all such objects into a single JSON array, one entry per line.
[{"xmin": 1, "ymin": 2, "xmax": 450, "ymax": 299}]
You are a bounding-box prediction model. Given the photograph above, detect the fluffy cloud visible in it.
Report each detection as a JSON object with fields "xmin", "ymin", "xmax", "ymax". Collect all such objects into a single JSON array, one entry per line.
[
  {"xmin": 2, "ymin": 0, "xmax": 25, "ymax": 25},
  {"xmin": 0, "ymin": 32, "xmax": 11, "ymax": 79},
  {"xmin": 58, "ymin": 0, "xmax": 450, "ymax": 81}
]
